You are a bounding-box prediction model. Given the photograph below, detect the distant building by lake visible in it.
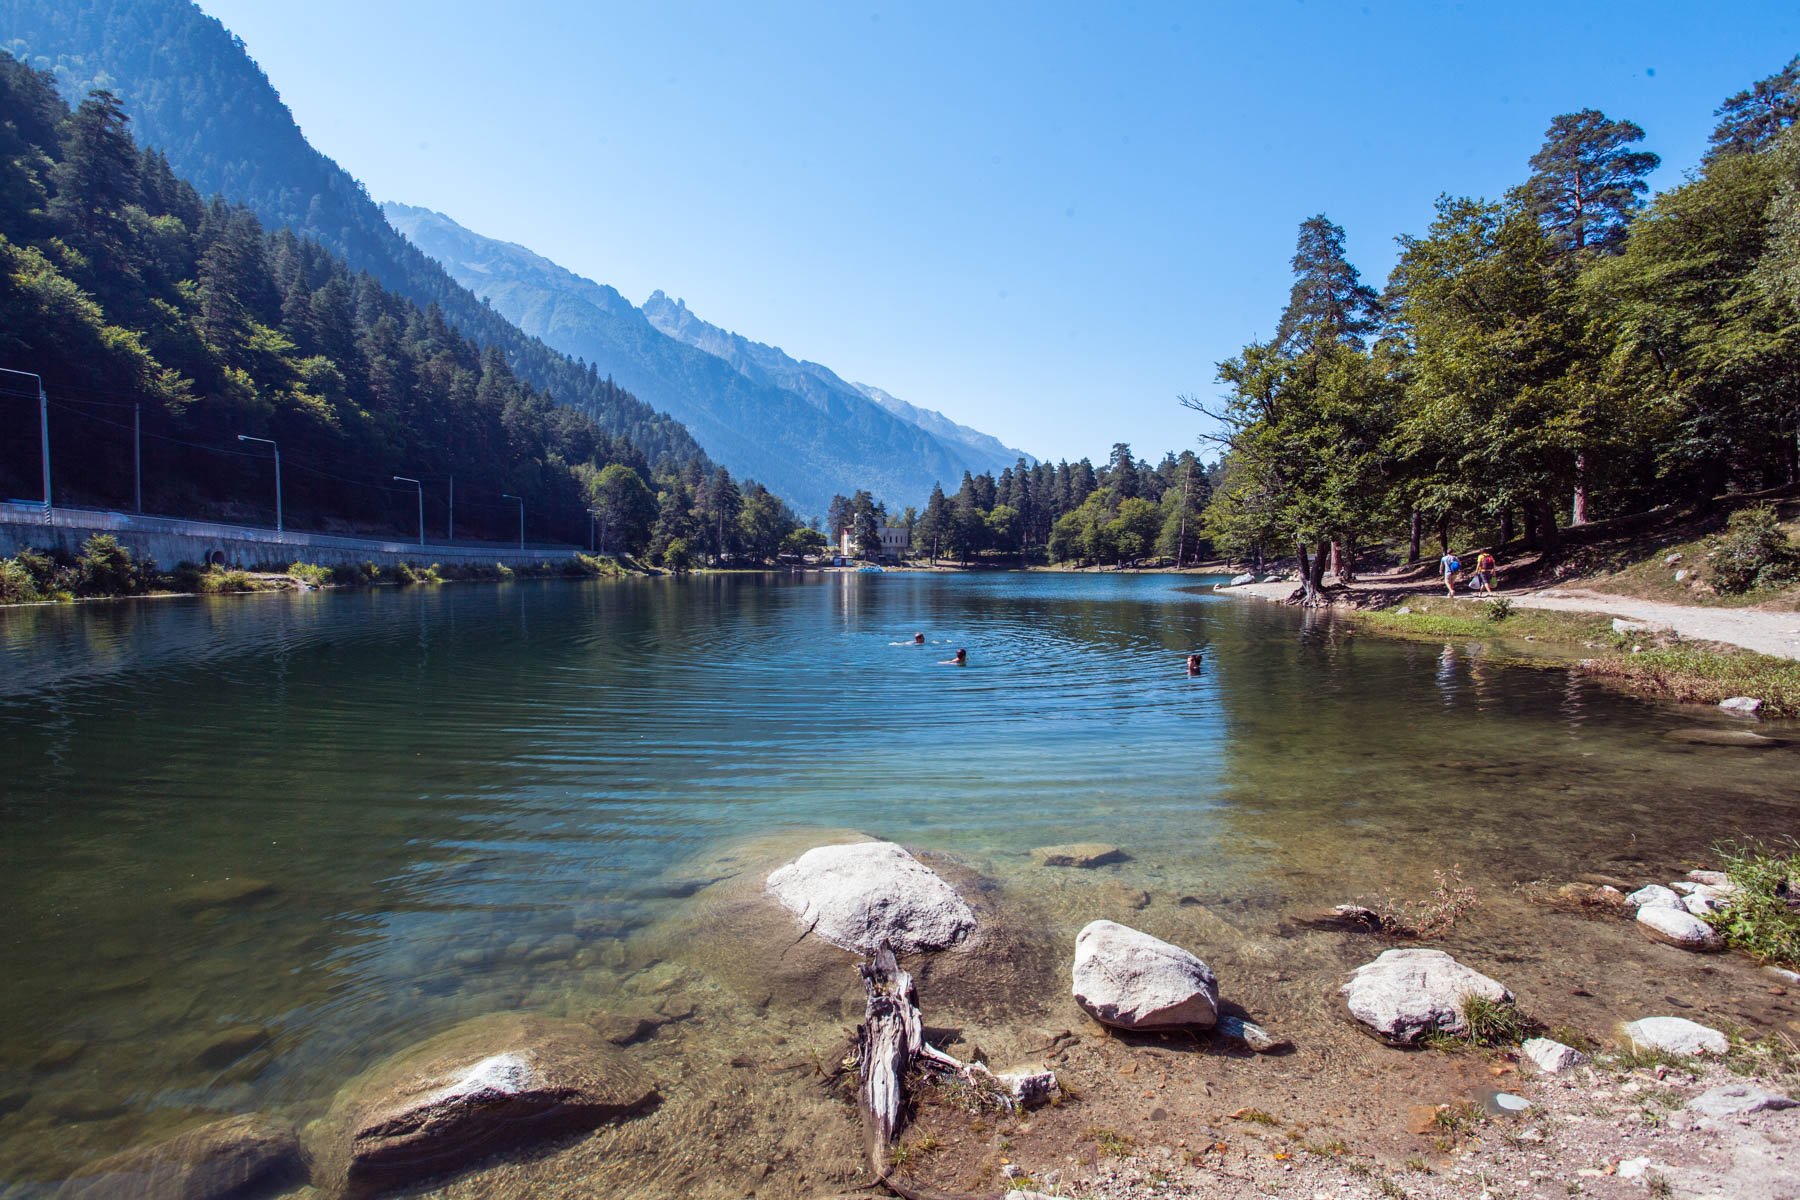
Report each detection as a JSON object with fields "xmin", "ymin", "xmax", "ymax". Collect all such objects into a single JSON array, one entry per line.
[{"xmin": 837, "ymin": 524, "xmax": 910, "ymax": 561}]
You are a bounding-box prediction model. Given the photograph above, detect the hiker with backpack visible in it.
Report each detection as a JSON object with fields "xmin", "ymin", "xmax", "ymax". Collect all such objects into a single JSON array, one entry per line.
[{"xmin": 1440, "ymin": 549, "xmax": 1462, "ymax": 596}]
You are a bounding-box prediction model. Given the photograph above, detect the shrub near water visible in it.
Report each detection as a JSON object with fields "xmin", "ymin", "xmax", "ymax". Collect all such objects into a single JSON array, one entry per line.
[
  {"xmin": 1706, "ymin": 504, "xmax": 1799, "ymax": 594},
  {"xmin": 1709, "ymin": 839, "xmax": 1800, "ymax": 968},
  {"xmin": 0, "ymin": 557, "xmax": 42, "ymax": 603}
]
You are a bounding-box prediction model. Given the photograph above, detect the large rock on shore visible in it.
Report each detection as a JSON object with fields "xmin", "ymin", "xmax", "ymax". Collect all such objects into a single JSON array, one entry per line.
[
  {"xmin": 1636, "ymin": 904, "xmax": 1725, "ymax": 951},
  {"xmin": 1341, "ymin": 948, "xmax": 1513, "ymax": 1044},
  {"xmin": 1070, "ymin": 920, "xmax": 1219, "ymax": 1031},
  {"xmin": 59, "ymin": 1114, "xmax": 305, "ymax": 1200},
  {"xmin": 312, "ymin": 1014, "xmax": 657, "ymax": 1198},
  {"xmin": 765, "ymin": 841, "xmax": 977, "ymax": 955}
]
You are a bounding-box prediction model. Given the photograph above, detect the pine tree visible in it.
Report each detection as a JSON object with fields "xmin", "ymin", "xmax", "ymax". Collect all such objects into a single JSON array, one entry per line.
[
  {"xmin": 1707, "ymin": 54, "xmax": 1800, "ymax": 161},
  {"xmin": 1519, "ymin": 109, "xmax": 1659, "ymax": 256},
  {"xmin": 1273, "ymin": 214, "xmax": 1380, "ymax": 352}
]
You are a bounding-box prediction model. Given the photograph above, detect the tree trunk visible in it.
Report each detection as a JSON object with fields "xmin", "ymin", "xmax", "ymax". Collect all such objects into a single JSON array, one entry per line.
[
  {"xmin": 1408, "ymin": 510, "xmax": 1422, "ymax": 564},
  {"xmin": 1499, "ymin": 508, "xmax": 1514, "ymax": 546},
  {"xmin": 1522, "ymin": 502, "xmax": 1541, "ymax": 549},
  {"xmin": 1437, "ymin": 515, "xmax": 1451, "ymax": 555},
  {"xmin": 1571, "ymin": 454, "xmax": 1590, "ymax": 526},
  {"xmin": 1306, "ymin": 537, "xmax": 1330, "ymax": 602},
  {"xmin": 1535, "ymin": 497, "xmax": 1561, "ymax": 558},
  {"xmin": 1295, "ymin": 537, "xmax": 1319, "ymax": 605}
]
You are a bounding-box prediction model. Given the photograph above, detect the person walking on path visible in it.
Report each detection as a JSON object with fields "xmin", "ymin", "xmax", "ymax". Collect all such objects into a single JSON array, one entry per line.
[
  {"xmin": 1472, "ymin": 549, "xmax": 1498, "ymax": 596},
  {"xmin": 1439, "ymin": 550, "xmax": 1462, "ymax": 597}
]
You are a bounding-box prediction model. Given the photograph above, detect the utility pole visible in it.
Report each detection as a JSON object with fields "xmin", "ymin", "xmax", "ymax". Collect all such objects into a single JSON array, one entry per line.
[
  {"xmin": 237, "ymin": 435, "xmax": 281, "ymax": 534},
  {"xmin": 133, "ymin": 402, "xmax": 141, "ymax": 513},
  {"xmin": 447, "ymin": 476, "xmax": 454, "ymax": 542},
  {"xmin": 502, "ymin": 493, "xmax": 523, "ymax": 551},
  {"xmin": 393, "ymin": 476, "xmax": 423, "ymax": 547},
  {"xmin": 0, "ymin": 369, "xmax": 51, "ymax": 522}
]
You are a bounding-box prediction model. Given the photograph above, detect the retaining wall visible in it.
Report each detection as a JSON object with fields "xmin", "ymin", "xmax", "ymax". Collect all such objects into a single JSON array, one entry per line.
[{"xmin": 0, "ymin": 503, "xmax": 584, "ymax": 570}]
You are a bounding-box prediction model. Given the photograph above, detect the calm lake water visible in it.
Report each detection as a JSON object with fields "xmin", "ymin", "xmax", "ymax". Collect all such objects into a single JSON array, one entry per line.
[{"xmin": 1, "ymin": 572, "xmax": 1796, "ymax": 1196}]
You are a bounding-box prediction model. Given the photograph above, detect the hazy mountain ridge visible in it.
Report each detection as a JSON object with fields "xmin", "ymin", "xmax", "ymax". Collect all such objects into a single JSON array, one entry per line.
[
  {"xmin": 848, "ymin": 381, "xmax": 1034, "ymax": 474},
  {"xmin": 640, "ymin": 292, "xmax": 1032, "ymax": 476},
  {"xmin": 385, "ymin": 203, "xmax": 1027, "ymax": 514}
]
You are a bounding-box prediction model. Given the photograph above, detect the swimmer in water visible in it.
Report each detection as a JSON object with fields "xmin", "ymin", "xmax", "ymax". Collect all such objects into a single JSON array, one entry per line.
[
  {"xmin": 913, "ymin": 633, "xmax": 925, "ymax": 645},
  {"xmin": 1186, "ymin": 653, "xmax": 1201, "ymax": 675},
  {"xmin": 940, "ymin": 648, "xmax": 966, "ymax": 665}
]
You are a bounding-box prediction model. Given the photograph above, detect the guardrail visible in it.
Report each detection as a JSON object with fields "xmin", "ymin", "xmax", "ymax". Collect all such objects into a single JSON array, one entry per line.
[{"xmin": 0, "ymin": 502, "xmax": 584, "ymax": 568}]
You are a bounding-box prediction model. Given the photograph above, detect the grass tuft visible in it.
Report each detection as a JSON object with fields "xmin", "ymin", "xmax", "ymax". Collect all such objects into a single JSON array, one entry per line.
[{"xmin": 1706, "ymin": 838, "xmax": 1800, "ymax": 968}]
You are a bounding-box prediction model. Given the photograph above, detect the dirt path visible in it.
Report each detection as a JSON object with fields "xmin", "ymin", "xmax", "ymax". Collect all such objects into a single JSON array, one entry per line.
[
  {"xmin": 1216, "ymin": 580, "xmax": 1800, "ymax": 661},
  {"xmin": 1506, "ymin": 588, "xmax": 1800, "ymax": 661}
]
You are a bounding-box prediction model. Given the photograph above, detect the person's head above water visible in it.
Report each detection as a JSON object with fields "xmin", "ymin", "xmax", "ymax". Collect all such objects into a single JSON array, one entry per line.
[
  {"xmin": 942, "ymin": 647, "xmax": 966, "ymax": 665},
  {"xmin": 913, "ymin": 633, "xmax": 925, "ymax": 644},
  {"xmin": 1186, "ymin": 653, "xmax": 1201, "ymax": 673}
]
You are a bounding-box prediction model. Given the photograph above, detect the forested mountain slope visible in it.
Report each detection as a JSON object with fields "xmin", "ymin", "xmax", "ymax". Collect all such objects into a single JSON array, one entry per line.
[
  {"xmin": 0, "ymin": 55, "xmax": 643, "ymax": 543},
  {"xmin": 0, "ymin": 0, "xmax": 707, "ymax": 470},
  {"xmin": 385, "ymin": 202, "xmax": 1011, "ymax": 514}
]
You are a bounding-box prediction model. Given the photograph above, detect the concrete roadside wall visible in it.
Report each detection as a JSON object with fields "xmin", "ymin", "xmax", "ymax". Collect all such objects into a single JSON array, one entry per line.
[{"xmin": 0, "ymin": 503, "xmax": 584, "ymax": 570}]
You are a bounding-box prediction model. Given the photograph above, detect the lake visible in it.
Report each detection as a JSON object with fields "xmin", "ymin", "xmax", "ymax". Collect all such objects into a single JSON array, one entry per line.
[{"xmin": 2, "ymin": 571, "xmax": 1796, "ymax": 1196}]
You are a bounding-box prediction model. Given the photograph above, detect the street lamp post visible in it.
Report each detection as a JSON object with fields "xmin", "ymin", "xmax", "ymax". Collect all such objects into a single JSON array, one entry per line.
[
  {"xmin": 502, "ymin": 493, "xmax": 523, "ymax": 551},
  {"xmin": 393, "ymin": 476, "xmax": 423, "ymax": 547},
  {"xmin": 0, "ymin": 368, "xmax": 50, "ymax": 520},
  {"xmin": 237, "ymin": 434, "xmax": 281, "ymax": 533}
]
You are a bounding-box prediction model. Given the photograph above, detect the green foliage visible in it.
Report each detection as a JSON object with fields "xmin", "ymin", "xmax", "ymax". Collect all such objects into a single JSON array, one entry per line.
[
  {"xmin": 75, "ymin": 533, "xmax": 152, "ymax": 596},
  {"xmin": 660, "ymin": 538, "xmax": 692, "ymax": 574},
  {"xmin": 1709, "ymin": 839, "xmax": 1800, "ymax": 968},
  {"xmin": 1706, "ymin": 504, "xmax": 1798, "ymax": 593},
  {"xmin": 0, "ymin": 556, "xmax": 43, "ymax": 602},
  {"xmin": 1484, "ymin": 597, "xmax": 1515, "ymax": 622},
  {"xmin": 286, "ymin": 561, "xmax": 331, "ymax": 587},
  {"xmin": 195, "ymin": 565, "xmax": 257, "ymax": 593},
  {"xmin": 1458, "ymin": 994, "xmax": 1536, "ymax": 1047}
]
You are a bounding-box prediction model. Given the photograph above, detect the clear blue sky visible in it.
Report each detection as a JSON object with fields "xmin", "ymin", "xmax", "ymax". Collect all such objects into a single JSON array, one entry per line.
[{"xmin": 196, "ymin": 0, "xmax": 1795, "ymax": 465}]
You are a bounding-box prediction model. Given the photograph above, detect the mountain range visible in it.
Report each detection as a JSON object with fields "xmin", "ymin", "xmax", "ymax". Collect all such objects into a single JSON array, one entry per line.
[
  {"xmin": 384, "ymin": 204, "xmax": 1030, "ymax": 515},
  {"xmin": 3, "ymin": 0, "xmax": 1030, "ymax": 518}
]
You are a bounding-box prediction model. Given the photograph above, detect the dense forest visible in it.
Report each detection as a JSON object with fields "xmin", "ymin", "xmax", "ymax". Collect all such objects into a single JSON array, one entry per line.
[
  {"xmin": 827, "ymin": 446, "xmax": 1219, "ymax": 566},
  {"xmin": 0, "ymin": 54, "xmax": 800, "ymax": 554},
  {"xmin": 1200, "ymin": 56, "xmax": 1800, "ymax": 601},
  {"xmin": 0, "ymin": 0, "xmax": 706, "ymax": 468}
]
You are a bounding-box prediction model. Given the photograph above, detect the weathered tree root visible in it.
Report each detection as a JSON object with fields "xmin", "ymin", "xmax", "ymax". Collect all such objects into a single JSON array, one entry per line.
[{"xmin": 854, "ymin": 943, "xmax": 1057, "ymax": 1200}]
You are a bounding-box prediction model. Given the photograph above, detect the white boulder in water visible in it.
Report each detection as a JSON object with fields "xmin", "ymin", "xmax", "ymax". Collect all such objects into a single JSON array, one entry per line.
[
  {"xmin": 1228, "ymin": 572, "xmax": 1256, "ymax": 586},
  {"xmin": 765, "ymin": 841, "xmax": 976, "ymax": 955},
  {"xmin": 1718, "ymin": 696, "xmax": 1763, "ymax": 716},
  {"xmin": 1070, "ymin": 920, "xmax": 1219, "ymax": 1030},
  {"xmin": 1623, "ymin": 1016, "xmax": 1729, "ymax": 1056},
  {"xmin": 1340, "ymin": 948, "xmax": 1512, "ymax": 1044},
  {"xmin": 1635, "ymin": 904, "xmax": 1724, "ymax": 951},
  {"xmin": 1626, "ymin": 884, "xmax": 1682, "ymax": 910}
]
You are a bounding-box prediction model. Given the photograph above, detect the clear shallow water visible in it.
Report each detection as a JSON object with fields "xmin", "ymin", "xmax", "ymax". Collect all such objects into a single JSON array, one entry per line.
[{"xmin": 1, "ymin": 572, "xmax": 1797, "ymax": 1194}]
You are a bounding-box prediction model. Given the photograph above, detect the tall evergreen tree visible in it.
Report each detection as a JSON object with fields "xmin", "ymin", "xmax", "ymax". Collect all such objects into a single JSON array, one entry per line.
[
  {"xmin": 1273, "ymin": 214, "xmax": 1380, "ymax": 353},
  {"xmin": 1519, "ymin": 109, "xmax": 1660, "ymax": 256},
  {"xmin": 1707, "ymin": 54, "xmax": 1800, "ymax": 161}
]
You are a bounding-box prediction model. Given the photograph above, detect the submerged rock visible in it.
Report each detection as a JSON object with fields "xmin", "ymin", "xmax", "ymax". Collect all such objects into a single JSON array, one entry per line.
[
  {"xmin": 313, "ymin": 1014, "xmax": 657, "ymax": 1198},
  {"xmin": 58, "ymin": 1113, "xmax": 305, "ymax": 1200},
  {"xmin": 765, "ymin": 841, "xmax": 976, "ymax": 955},
  {"xmin": 1341, "ymin": 948, "xmax": 1512, "ymax": 1044},
  {"xmin": 174, "ymin": 877, "xmax": 276, "ymax": 912},
  {"xmin": 1635, "ymin": 904, "xmax": 1725, "ymax": 951},
  {"xmin": 1031, "ymin": 843, "xmax": 1126, "ymax": 869},
  {"xmin": 1623, "ymin": 1016, "xmax": 1729, "ymax": 1056},
  {"xmin": 1664, "ymin": 727, "xmax": 1782, "ymax": 748},
  {"xmin": 1521, "ymin": 1037, "xmax": 1587, "ymax": 1073},
  {"xmin": 1071, "ymin": 920, "xmax": 1219, "ymax": 1030}
]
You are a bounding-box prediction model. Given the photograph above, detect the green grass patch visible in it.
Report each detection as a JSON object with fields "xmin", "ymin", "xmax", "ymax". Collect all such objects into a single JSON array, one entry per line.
[
  {"xmin": 1584, "ymin": 647, "xmax": 1800, "ymax": 716},
  {"xmin": 1707, "ymin": 839, "xmax": 1800, "ymax": 968},
  {"xmin": 1086, "ymin": 1127, "xmax": 1136, "ymax": 1158}
]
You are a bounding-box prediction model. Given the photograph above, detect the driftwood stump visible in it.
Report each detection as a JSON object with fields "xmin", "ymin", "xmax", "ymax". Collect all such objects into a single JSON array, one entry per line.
[{"xmin": 854, "ymin": 943, "xmax": 1057, "ymax": 1199}]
